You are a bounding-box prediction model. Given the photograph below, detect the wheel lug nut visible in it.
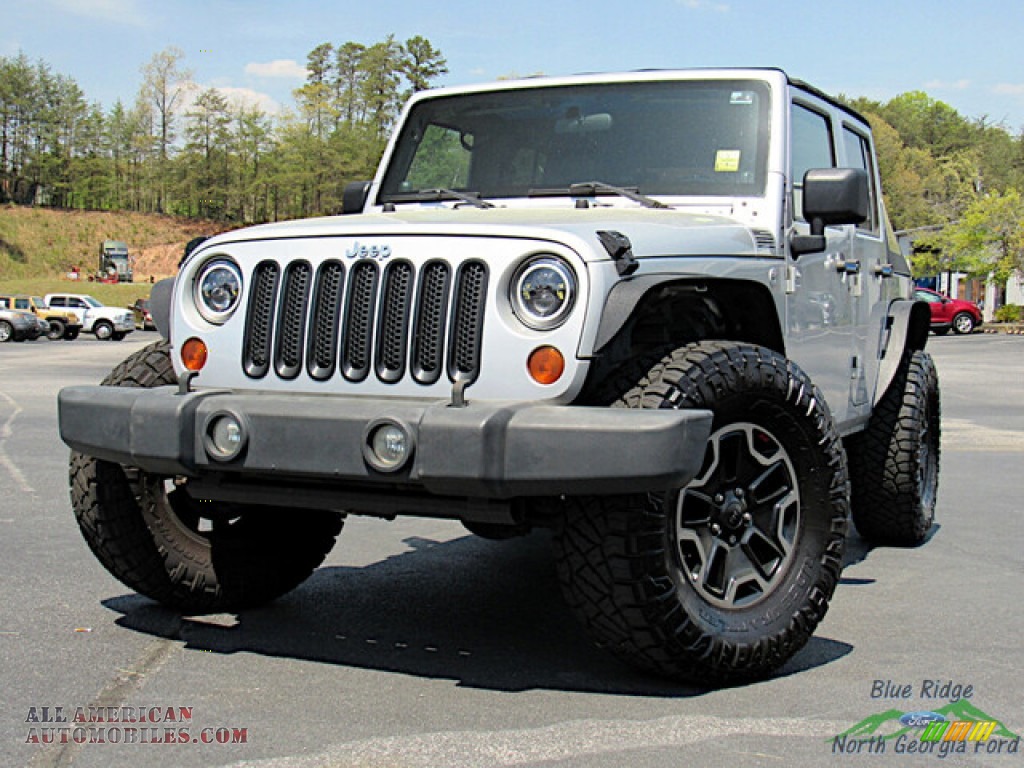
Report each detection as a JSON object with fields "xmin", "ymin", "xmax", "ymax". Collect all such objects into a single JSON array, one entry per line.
[
  {"xmin": 742, "ymin": 512, "xmax": 752, "ymax": 524},
  {"xmin": 735, "ymin": 488, "xmax": 744, "ymax": 498},
  {"xmin": 710, "ymin": 523, "xmax": 721, "ymax": 535},
  {"xmin": 714, "ymin": 494, "xmax": 724, "ymax": 504},
  {"xmin": 729, "ymin": 535, "xmax": 737, "ymax": 545}
]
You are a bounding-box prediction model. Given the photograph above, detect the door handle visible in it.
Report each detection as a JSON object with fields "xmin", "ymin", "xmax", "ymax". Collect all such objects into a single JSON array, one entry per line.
[
  {"xmin": 873, "ymin": 263, "xmax": 894, "ymax": 278},
  {"xmin": 835, "ymin": 259, "xmax": 861, "ymax": 275}
]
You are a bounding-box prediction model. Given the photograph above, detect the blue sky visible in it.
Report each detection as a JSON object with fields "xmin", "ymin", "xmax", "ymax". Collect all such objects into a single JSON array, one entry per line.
[{"xmin": 5, "ymin": 0, "xmax": 1024, "ymax": 132}]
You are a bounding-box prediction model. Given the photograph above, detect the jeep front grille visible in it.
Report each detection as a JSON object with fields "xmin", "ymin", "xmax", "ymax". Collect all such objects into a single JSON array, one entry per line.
[{"xmin": 242, "ymin": 258, "xmax": 487, "ymax": 386}]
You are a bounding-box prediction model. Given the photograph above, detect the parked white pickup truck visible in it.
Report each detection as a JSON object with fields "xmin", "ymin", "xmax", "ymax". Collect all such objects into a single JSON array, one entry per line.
[{"xmin": 44, "ymin": 293, "xmax": 134, "ymax": 341}]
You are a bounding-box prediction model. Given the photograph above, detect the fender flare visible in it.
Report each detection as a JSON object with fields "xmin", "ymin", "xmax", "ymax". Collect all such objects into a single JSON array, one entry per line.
[
  {"xmin": 150, "ymin": 277, "xmax": 176, "ymax": 341},
  {"xmin": 873, "ymin": 298, "xmax": 931, "ymax": 406}
]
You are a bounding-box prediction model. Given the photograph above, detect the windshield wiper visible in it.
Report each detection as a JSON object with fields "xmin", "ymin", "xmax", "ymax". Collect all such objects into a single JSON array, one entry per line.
[
  {"xmin": 386, "ymin": 188, "xmax": 494, "ymax": 209},
  {"xmin": 568, "ymin": 181, "xmax": 670, "ymax": 209}
]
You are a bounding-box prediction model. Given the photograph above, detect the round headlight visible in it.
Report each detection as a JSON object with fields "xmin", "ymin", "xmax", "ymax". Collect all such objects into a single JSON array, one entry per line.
[
  {"xmin": 511, "ymin": 256, "xmax": 576, "ymax": 330},
  {"xmin": 195, "ymin": 259, "xmax": 242, "ymax": 324}
]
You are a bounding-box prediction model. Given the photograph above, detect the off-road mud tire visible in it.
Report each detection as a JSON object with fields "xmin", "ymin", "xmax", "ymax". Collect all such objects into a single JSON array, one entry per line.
[
  {"xmin": 70, "ymin": 340, "xmax": 344, "ymax": 612},
  {"xmin": 847, "ymin": 350, "xmax": 940, "ymax": 546},
  {"xmin": 554, "ymin": 341, "xmax": 849, "ymax": 684}
]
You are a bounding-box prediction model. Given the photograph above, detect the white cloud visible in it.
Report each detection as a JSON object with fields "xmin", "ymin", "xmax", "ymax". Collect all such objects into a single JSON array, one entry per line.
[
  {"xmin": 993, "ymin": 83, "xmax": 1024, "ymax": 96},
  {"xmin": 45, "ymin": 0, "xmax": 148, "ymax": 26},
  {"xmin": 676, "ymin": 0, "xmax": 730, "ymax": 11},
  {"xmin": 245, "ymin": 59, "xmax": 308, "ymax": 80},
  {"xmin": 924, "ymin": 79, "xmax": 972, "ymax": 91},
  {"xmin": 178, "ymin": 82, "xmax": 282, "ymax": 116},
  {"xmin": 215, "ymin": 86, "xmax": 281, "ymax": 114}
]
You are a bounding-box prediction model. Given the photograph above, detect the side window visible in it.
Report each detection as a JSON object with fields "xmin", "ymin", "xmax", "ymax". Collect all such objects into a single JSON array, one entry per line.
[
  {"xmin": 790, "ymin": 103, "xmax": 835, "ymax": 222},
  {"xmin": 71, "ymin": 299, "xmax": 87, "ymax": 309},
  {"xmin": 50, "ymin": 297, "xmax": 65, "ymax": 307},
  {"xmin": 15, "ymin": 298, "xmax": 29, "ymax": 310},
  {"xmin": 842, "ymin": 126, "xmax": 878, "ymax": 233}
]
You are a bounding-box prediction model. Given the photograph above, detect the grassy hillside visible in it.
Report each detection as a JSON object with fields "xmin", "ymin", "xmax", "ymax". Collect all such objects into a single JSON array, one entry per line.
[{"xmin": 0, "ymin": 204, "xmax": 227, "ymax": 283}]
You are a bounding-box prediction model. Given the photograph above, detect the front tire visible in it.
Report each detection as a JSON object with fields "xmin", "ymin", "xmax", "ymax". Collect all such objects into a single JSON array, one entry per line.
[
  {"xmin": 555, "ymin": 342, "xmax": 849, "ymax": 684},
  {"xmin": 0, "ymin": 320, "xmax": 12, "ymax": 342},
  {"xmin": 70, "ymin": 340, "xmax": 345, "ymax": 611},
  {"xmin": 952, "ymin": 312, "xmax": 975, "ymax": 335},
  {"xmin": 847, "ymin": 351, "xmax": 940, "ymax": 546},
  {"xmin": 47, "ymin": 319, "xmax": 66, "ymax": 340}
]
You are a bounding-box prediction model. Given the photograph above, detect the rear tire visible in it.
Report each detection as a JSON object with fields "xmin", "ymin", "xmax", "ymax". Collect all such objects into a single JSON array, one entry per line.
[
  {"xmin": 847, "ymin": 351, "xmax": 940, "ymax": 546},
  {"xmin": 64, "ymin": 327, "xmax": 81, "ymax": 341},
  {"xmin": 70, "ymin": 340, "xmax": 345, "ymax": 611},
  {"xmin": 555, "ymin": 342, "xmax": 849, "ymax": 684}
]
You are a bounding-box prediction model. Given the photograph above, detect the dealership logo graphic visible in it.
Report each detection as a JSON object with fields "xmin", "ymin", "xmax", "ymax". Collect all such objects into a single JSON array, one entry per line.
[{"xmin": 832, "ymin": 699, "xmax": 1020, "ymax": 756}]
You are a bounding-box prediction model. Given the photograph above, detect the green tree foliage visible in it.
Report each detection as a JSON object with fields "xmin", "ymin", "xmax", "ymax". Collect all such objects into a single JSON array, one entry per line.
[
  {"xmin": 920, "ymin": 189, "xmax": 1024, "ymax": 281},
  {"xmin": 0, "ymin": 36, "xmax": 448, "ymax": 221}
]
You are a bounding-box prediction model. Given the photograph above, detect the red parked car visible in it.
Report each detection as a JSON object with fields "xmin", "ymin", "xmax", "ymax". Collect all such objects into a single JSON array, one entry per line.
[{"xmin": 914, "ymin": 287, "xmax": 983, "ymax": 335}]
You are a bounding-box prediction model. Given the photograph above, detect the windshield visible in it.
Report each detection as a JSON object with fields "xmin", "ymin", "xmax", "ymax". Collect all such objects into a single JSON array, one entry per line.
[
  {"xmin": 32, "ymin": 296, "xmax": 46, "ymax": 308},
  {"xmin": 83, "ymin": 296, "xmax": 102, "ymax": 308},
  {"xmin": 379, "ymin": 79, "xmax": 771, "ymax": 203}
]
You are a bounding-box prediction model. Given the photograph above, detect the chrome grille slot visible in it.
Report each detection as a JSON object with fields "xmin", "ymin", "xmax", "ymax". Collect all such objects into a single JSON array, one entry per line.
[
  {"xmin": 242, "ymin": 261, "xmax": 280, "ymax": 378},
  {"xmin": 448, "ymin": 261, "xmax": 488, "ymax": 384},
  {"xmin": 274, "ymin": 261, "xmax": 312, "ymax": 379},
  {"xmin": 307, "ymin": 261, "xmax": 345, "ymax": 380},
  {"xmin": 376, "ymin": 261, "xmax": 414, "ymax": 383},
  {"xmin": 341, "ymin": 261, "xmax": 379, "ymax": 382},
  {"xmin": 411, "ymin": 261, "xmax": 451, "ymax": 385}
]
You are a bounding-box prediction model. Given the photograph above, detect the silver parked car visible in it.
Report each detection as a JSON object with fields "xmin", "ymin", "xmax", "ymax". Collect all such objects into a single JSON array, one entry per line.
[{"xmin": 0, "ymin": 306, "xmax": 44, "ymax": 342}]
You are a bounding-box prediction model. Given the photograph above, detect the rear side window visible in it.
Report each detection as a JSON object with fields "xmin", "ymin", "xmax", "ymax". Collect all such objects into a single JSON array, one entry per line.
[
  {"xmin": 791, "ymin": 104, "xmax": 835, "ymax": 222},
  {"xmin": 842, "ymin": 126, "xmax": 878, "ymax": 233},
  {"xmin": 50, "ymin": 296, "xmax": 66, "ymax": 307}
]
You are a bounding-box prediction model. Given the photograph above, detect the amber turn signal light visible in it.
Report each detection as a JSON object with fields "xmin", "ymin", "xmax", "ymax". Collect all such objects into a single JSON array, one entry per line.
[
  {"xmin": 527, "ymin": 346, "xmax": 565, "ymax": 385},
  {"xmin": 180, "ymin": 337, "xmax": 209, "ymax": 372}
]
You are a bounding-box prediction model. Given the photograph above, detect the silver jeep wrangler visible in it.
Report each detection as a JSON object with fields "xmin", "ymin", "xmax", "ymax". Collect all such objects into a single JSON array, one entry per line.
[{"xmin": 59, "ymin": 69, "xmax": 939, "ymax": 684}]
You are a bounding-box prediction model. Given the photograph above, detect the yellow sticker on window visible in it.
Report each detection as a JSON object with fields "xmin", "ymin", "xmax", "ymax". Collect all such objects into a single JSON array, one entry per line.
[{"xmin": 715, "ymin": 150, "xmax": 741, "ymax": 173}]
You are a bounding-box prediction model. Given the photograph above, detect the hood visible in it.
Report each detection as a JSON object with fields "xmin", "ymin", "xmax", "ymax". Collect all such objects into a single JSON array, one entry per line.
[{"xmin": 198, "ymin": 207, "xmax": 775, "ymax": 263}]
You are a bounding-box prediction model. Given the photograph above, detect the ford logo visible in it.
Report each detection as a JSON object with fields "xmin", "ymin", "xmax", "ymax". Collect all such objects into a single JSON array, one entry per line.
[
  {"xmin": 345, "ymin": 242, "xmax": 392, "ymax": 261},
  {"xmin": 899, "ymin": 711, "xmax": 947, "ymax": 728}
]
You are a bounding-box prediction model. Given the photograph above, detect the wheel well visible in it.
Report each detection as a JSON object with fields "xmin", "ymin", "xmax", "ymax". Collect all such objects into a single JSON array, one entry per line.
[{"xmin": 579, "ymin": 278, "xmax": 784, "ymax": 402}]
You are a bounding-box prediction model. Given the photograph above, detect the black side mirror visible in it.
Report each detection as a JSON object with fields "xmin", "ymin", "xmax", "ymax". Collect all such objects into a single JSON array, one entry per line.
[
  {"xmin": 342, "ymin": 181, "xmax": 371, "ymax": 215},
  {"xmin": 790, "ymin": 168, "xmax": 869, "ymax": 257}
]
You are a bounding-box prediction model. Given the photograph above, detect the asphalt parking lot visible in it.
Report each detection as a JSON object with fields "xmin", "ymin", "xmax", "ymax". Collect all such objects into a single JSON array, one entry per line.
[{"xmin": 2, "ymin": 331, "xmax": 1022, "ymax": 767}]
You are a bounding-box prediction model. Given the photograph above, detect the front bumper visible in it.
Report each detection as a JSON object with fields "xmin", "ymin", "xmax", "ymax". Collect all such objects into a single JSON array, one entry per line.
[{"xmin": 58, "ymin": 385, "xmax": 712, "ymax": 501}]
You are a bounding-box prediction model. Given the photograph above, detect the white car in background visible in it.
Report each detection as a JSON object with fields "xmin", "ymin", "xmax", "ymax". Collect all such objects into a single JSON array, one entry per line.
[{"xmin": 44, "ymin": 293, "xmax": 134, "ymax": 341}]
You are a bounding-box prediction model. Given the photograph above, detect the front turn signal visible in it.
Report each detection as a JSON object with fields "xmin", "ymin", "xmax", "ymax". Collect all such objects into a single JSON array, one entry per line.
[
  {"xmin": 527, "ymin": 346, "xmax": 565, "ymax": 385},
  {"xmin": 181, "ymin": 337, "xmax": 209, "ymax": 372}
]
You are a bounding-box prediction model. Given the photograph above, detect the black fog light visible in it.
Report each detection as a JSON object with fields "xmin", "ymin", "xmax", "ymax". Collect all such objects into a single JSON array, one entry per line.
[
  {"xmin": 363, "ymin": 420, "xmax": 413, "ymax": 473},
  {"xmin": 204, "ymin": 412, "xmax": 248, "ymax": 461}
]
